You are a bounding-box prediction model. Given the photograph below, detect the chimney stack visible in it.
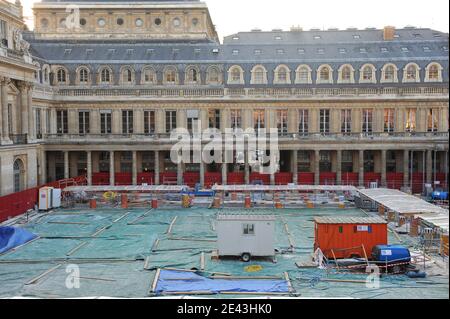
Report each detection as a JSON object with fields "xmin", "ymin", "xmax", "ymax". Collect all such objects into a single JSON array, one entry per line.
[{"xmin": 383, "ymin": 26, "xmax": 396, "ymax": 40}]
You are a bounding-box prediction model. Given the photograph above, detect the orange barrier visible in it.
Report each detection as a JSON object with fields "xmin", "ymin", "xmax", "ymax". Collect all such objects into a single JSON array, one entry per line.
[
  {"xmin": 121, "ymin": 194, "xmax": 128, "ymax": 209},
  {"xmin": 90, "ymin": 199, "xmax": 97, "ymax": 209},
  {"xmin": 244, "ymin": 195, "xmax": 251, "ymax": 209},
  {"xmin": 152, "ymin": 199, "xmax": 158, "ymax": 209}
]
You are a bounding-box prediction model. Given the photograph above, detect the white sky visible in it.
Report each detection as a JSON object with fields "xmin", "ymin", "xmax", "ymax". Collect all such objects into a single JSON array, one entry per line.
[{"xmin": 21, "ymin": 0, "xmax": 449, "ymax": 40}]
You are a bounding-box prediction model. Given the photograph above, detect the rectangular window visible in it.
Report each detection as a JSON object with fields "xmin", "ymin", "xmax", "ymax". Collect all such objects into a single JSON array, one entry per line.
[
  {"xmin": 230, "ymin": 109, "xmax": 242, "ymax": 130},
  {"xmin": 186, "ymin": 109, "xmax": 199, "ymax": 133},
  {"xmin": 0, "ymin": 20, "xmax": 7, "ymax": 44},
  {"xmin": 56, "ymin": 110, "xmax": 68, "ymax": 135},
  {"xmin": 122, "ymin": 110, "xmax": 133, "ymax": 134},
  {"xmin": 341, "ymin": 109, "xmax": 352, "ymax": 133},
  {"xmin": 243, "ymin": 223, "xmax": 255, "ymax": 235},
  {"xmin": 298, "ymin": 151, "xmax": 310, "ymax": 172},
  {"xmin": 78, "ymin": 110, "xmax": 90, "ymax": 135},
  {"xmin": 276, "ymin": 110, "xmax": 288, "ymax": 135},
  {"xmin": 384, "ymin": 109, "xmax": 395, "ymax": 133},
  {"xmin": 144, "ymin": 110, "xmax": 156, "ymax": 135},
  {"xmin": 165, "ymin": 110, "xmax": 176, "ymax": 133},
  {"xmin": 100, "ymin": 110, "xmax": 112, "ymax": 135},
  {"xmin": 208, "ymin": 109, "xmax": 221, "ymax": 129},
  {"xmin": 405, "ymin": 108, "xmax": 416, "ymax": 132},
  {"xmin": 8, "ymin": 104, "xmax": 13, "ymax": 135},
  {"xmin": 427, "ymin": 109, "xmax": 438, "ymax": 132},
  {"xmin": 298, "ymin": 109, "xmax": 309, "ymax": 134},
  {"xmin": 319, "ymin": 109, "xmax": 330, "ymax": 134},
  {"xmin": 362, "ymin": 109, "xmax": 373, "ymax": 134},
  {"xmin": 342, "ymin": 151, "xmax": 353, "ymax": 173},
  {"xmin": 253, "ymin": 110, "xmax": 265, "ymax": 131},
  {"xmin": 35, "ymin": 109, "xmax": 42, "ymax": 139},
  {"xmin": 46, "ymin": 109, "xmax": 50, "ymax": 134}
]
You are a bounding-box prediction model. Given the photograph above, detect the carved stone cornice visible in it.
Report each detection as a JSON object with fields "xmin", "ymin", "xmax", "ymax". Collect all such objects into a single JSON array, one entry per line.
[{"xmin": 0, "ymin": 76, "xmax": 11, "ymax": 86}]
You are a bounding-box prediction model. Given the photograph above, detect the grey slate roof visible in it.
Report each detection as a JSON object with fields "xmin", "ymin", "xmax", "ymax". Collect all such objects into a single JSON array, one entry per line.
[
  {"xmin": 314, "ymin": 217, "xmax": 387, "ymax": 224},
  {"xmin": 23, "ymin": 27, "xmax": 449, "ymax": 85}
]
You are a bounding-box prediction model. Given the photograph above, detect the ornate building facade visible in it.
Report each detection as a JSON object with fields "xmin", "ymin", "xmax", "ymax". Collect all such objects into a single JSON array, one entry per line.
[{"xmin": 0, "ymin": 0, "xmax": 449, "ymax": 196}]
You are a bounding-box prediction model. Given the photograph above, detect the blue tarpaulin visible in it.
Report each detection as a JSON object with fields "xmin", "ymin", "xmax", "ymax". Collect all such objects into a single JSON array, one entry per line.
[
  {"xmin": 0, "ymin": 227, "xmax": 38, "ymax": 254},
  {"xmin": 155, "ymin": 270, "xmax": 289, "ymax": 294}
]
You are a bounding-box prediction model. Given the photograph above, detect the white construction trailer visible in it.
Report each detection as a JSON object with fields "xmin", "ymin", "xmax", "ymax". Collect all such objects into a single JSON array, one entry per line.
[{"xmin": 216, "ymin": 214, "xmax": 276, "ymax": 262}]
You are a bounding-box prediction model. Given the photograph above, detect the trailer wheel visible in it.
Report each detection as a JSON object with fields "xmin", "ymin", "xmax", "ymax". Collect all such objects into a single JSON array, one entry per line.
[{"xmin": 241, "ymin": 253, "xmax": 251, "ymax": 262}]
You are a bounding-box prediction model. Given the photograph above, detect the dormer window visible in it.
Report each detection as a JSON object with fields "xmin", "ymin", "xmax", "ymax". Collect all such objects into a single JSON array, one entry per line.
[
  {"xmin": 232, "ymin": 36, "xmax": 240, "ymax": 40},
  {"xmin": 313, "ymin": 35, "xmax": 321, "ymax": 40},
  {"xmin": 276, "ymin": 49, "xmax": 285, "ymax": 55},
  {"xmin": 359, "ymin": 48, "xmax": 367, "ymax": 53},
  {"xmin": 232, "ymin": 49, "xmax": 239, "ymax": 55},
  {"xmin": 275, "ymin": 35, "xmax": 282, "ymax": 40},
  {"xmin": 381, "ymin": 47, "xmax": 389, "ymax": 53},
  {"xmin": 353, "ymin": 35, "xmax": 361, "ymax": 39},
  {"xmin": 401, "ymin": 47, "xmax": 409, "ymax": 52},
  {"xmin": 254, "ymin": 49, "xmax": 262, "ymax": 55},
  {"xmin": 298, "ymin": 48, "xmax": 305, "ymax": 54},
  {"xmin": 339, "ymin": 48, "xmax": 347, "ymax": 54},
  {"xmin": 423, "ymin": 46, "xmax": 431, "ymax": 52},
  {"xmin": 317, "ymin": 48, "xmax": 325, "ymax": 54}
]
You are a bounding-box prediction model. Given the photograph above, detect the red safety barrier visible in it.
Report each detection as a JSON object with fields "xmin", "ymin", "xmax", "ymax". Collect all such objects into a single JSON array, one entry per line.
[
  {"xmin": 386, "ymin": 173, "xmax": 403, "ymax": 190},
  {"xmin": 412, "ymin": 172, "xmax": 424, "ymax": 194},
  {"xmin": 298, "ymin": 172, "xmax": 314, "ymax": 185},
  {"xmin": 115, "ymin": 173, "xmax": 132, "ymax": 186},
  {"xmin": 250, "ymin": 172, "xmax": 270, "ymax": 185},
  {"xmin": 160, "ymin": 172, "xmax": 177, "ymax": 185},
  {"xmin": 92, "ymin": 173, "xmax": 110, "ymax": 185},
  {"xmin": 320, "ymin": 172, "xmax": 336, "ymax": 185},
  {"xmin": 275, "ymin": 172, "xmax": 293, "ymax": 185},
  {"xmin": 342, "ymin": 172, "xmax": 359, "ymax": 186},
  {"xmin": 0, "ymin": 176, "xmax": 87, "ymax": 223},
  {"xmin": 364, "ymin": 172, "xmax": 381, "ymax": 187},
  {"xmin": 227, "ymin": 172, "xmax": 245, "ymax": 185},
  {"xmin": 205, "ymin": 172, "xmax": 222, "ymax": 188},
  {"xmin": 137, "ymin": 172, "xmax": 155, "ymax": 185},
  {"xmin": 183, "ymin": 172, "xmax": 200, "ymax": 188}
]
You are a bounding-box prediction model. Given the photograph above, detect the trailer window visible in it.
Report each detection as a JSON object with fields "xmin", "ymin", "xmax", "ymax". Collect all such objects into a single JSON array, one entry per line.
[
  {"xmin": 243, "ymin": 224, "xmax": 255, "ymax": 235},
  {"xmin": 339, "ymin": 226, "xmax": 343, "ymax": 234}
]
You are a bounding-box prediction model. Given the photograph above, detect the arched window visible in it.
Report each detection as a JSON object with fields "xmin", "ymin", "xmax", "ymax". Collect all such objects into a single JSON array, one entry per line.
[
  {"xmin": 382, "ymin": 64, "xmax": 397, "ymax": 82},
  {"xmin": 228, "ymin": 66, "xmax": 244, "ymax": 84},
  {"xmin": 295, "ymin": 65, "xmax": 312, "ymax": 84},
  {"xmin": 57, "ymin": 68, "xmax": 67, "ymax": 84},
  {"xmin": 142, "ymin": 67, "xmax": 157, "ymax": 84},
  {"xmin": 185, "ymin": 66, "xmax": 200, "ymax": 84},
  {"xmin": 100, "ymin": 68, "xmax": 112, "ymax": 84},
  {"xmin": 426, "ymin": 63, "xmax": 442, "ymax": 82},
  {"xmin": 338, "ymin": 65, "xmax": 354, "ymax": 83},
  {"xmin": 403, "ymin": 63, "xmax": 420, "ymax": 82},
  {"xmin": 251, "ymin": 66, "xmax": 267, "ymax": 84},
  {"xmin": 274, "ymin": 65, "xmax": 291, "ymax": 84},
  {"xmin": 360, "ymin": 64, "xmax": 376, "ymax": 83},
  {"xmin": 44, "ymin": 68, "xmax": 49, "ymax": 83},
  {"xmin": 13, "ymin": 159, "xmax": 25, "ymax": 193},
  {"xmin": 317, "ymin": 65, "xmax": 333, "ymax": 83},
  {"xmin": 164, "ymin": 67, "xmax": 178, "ymax": 85},
  {"xmin": 79, "ymin": 68, "xmax": 89, "ymax": 84},
  {"xmin": 206, "ymin": 66, "xmax": 221, "ymax": 85}
]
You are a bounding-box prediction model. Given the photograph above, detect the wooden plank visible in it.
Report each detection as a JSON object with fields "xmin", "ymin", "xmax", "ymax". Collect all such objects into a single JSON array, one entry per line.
[
  {"xmin": 200, "ymin": 252, "xmax": 205, "ymax": 271},
  {"xmin": 143, "ymin": 256, "xmax": 150, "ymax": 270},
  {"xmin": 79, "ymin": 276, "xmax": 116, "ymax": 282},
  {"xmin": 113, "ymin": 211, "xmax": 132, "ymax": 223},
  {"xmin": 25, "ymin": 264, "xmax": 62, "ymax": 285},
  {"xmin": 47, "ymin": 221, "xmax": 89, "ymax": 225},
  {"xmin": 321, "ymin": 278, "xmax": 367, "ymax": 284},
  {"xmin": 361, "ymin": 244, "xmax": 370, "ymax": 266},
  {"xmin": 168, "ymin": 237, "xmax": 216, "ymax": 243},
  {"xmin": 284, "ymin": 272, "xmax": 294, "ymax": 293},
  {"xmin": 151, "ymin": 238, "xmax": 160, "ymax": 252},
  {"xmin": 151, "ymin": 268, "xmax": 161, "ymax": 293},
  {"xmin": 331, "ymin": 249, "xmax": 339, "ymax": 270},
  {"xmin": 127, "ymin": 209, "xmax": 153, "ymax": 225},
  {"xmin": 166, "ymin": 216, "xmax": 178, "ymax": 235},
  {"xmin": 66, "ymin": 241, "xmax": 88, "ymax": 256},
  {"xmin": 210, "ymin": 275, "xmax": 283, "ymax": 280}
]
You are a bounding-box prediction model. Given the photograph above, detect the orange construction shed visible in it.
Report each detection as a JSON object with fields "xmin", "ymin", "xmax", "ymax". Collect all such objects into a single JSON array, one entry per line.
[{"xmin": 314, "ymin": 216, "xmax": 388, "ymax": 259}]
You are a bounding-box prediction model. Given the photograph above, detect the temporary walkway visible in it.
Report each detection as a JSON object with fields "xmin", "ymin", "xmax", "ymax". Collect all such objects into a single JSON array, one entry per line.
[
  {"xmin": 63, "ymin": 185, "xmax": 188, "ymax": 193},
  {"xmin": 212, "ymin": 185, "xmax": 358, "ymax": 193}
]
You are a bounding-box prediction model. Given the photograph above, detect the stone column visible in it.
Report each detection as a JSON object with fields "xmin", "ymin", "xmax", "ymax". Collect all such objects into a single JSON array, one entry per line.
[
  {"xmin": 19, "ymin": 82, "xmax": 28, "ymax": 136},
  {"xmin": 27, "ymin": 83, "xmax": 34, "ymax": 141},
  {"xmin": 244, "ymin": 151, "xmax": 250, "ymax": 184},
  {"xmin": 403, "ymin": 150, "xmax": 409, "ymax": 188},
  {"xmin": 154, "ymin": 151, "xmax": 160, "ymax": 185},
  {"xmin": 314, "ymin": 150, "xmax": 320, "ymax": 185},
  {"xmin": 39, "ymin": 149, "xmax": 47, "ymax": 185},
  {"xmin": 292, "ymin": 150, "xmax": 298, "ymax": 184},
  {"xmin": 222, "ymin": 163, "xmax": 227, "ymax": 185},
  {"xmin": 200, "ymin": 160, "xmax": 205, "ymax": 187},
  {"xmin": 426, "ymin": 149, "xmax": 433, "ymax": 184},
  {"xmin": 132, "ymin": 151, "xmax": 138, "ymax": 185},
  {"xmin": 381, "ymin": 149, "xmax": 387, "ymax": 187},
  {"xmin": 64, "ymin": 151, "xmax": 70, "ymax": 179},
  {"xmin": 109, "ymin": 151, "xmax": 115, "ymax": 185},
  {"xmin": 177, "ymin": 162, "xmax": 183, "ymax": 186},
  {"xmin": 1, "ymin": 77, "xmax": 11, "ymax": 143},
  {"xmin": 359, "ymin": 150, "xmax": 364, "ymax": 187},
  {"xmin": 336, "ymin": 150, "xmax": 342, "ymax": 186},
  {"xmin": 87, "ymin": 151, "xmax": 92, "ymax": 186}
]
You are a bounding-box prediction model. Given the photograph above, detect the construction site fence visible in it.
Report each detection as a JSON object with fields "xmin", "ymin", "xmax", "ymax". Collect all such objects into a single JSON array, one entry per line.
[{"xmin": 0, "ymin": 176, "xmax": 87, "ymax": 223}]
